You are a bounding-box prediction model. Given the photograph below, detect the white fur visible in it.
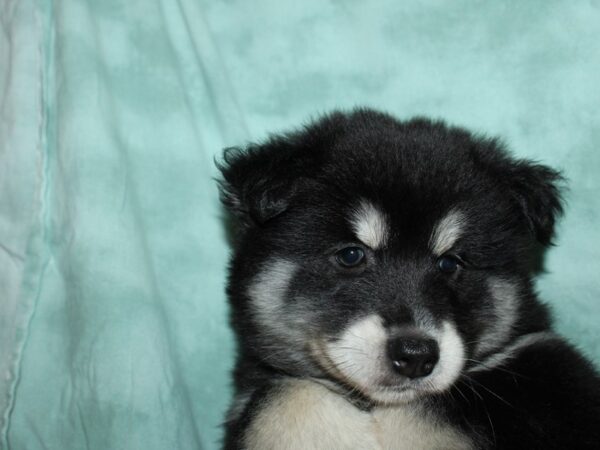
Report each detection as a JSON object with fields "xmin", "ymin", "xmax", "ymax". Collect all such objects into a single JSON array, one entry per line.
[
  {"xmin": 426, "ymin": 321, "xmax": 466, "ymax": 392},
  {"xmin": 247, "ymin": 258, "xmax": 298, "ymax": 340},
  {"xmin": 350, "ymin": 200, "xmax": 389, "ymax": 249},
  {"xmin": 247, "ymin": 259, "xmax": 296, "ymax": 314},
  {"xmin": 469, "ymin": 331, "xmax": 557, "ymax": 374},
  {"xmin": 244, "ymin": 379, "xmax": 472, "ymax": 450},
  {"xmin": 430, "ymin": 209, "xmax": 465, "ymax": 255},
  {"xmin": 323, "ymin": 314, "xmax": 388, "ymax": 392},
  {"xmin": 244, "ymin": 379, "xmax": 380, "ymax": 450},
  {"xmin": 475, "ymin": 278, "xmax": 519, "ymax": 356},
  {"xmin": 373, "ymin": 405, "xmax": 473, "ymax": 449},
  {"xmin": 369, "ymin": 321, "xmax": 465, "ymax": 403},
  {"xmin": 320, "ymin": 316, "xmax": 465, "ymax": 404}
]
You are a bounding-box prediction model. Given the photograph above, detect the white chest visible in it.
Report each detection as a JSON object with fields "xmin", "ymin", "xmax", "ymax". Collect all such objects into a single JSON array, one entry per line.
[{"xmin": 244, "ymin": 380, "xmax": 472, "ymax": 450}]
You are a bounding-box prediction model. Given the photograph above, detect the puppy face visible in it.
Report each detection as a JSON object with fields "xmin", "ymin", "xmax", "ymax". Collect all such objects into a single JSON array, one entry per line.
[{"xmin": 219, "ymin": 109, "xmax": 562, "ymax": 405}]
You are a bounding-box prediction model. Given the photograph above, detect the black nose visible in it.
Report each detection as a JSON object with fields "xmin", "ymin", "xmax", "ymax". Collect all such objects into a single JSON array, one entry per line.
[{"xmin": 387, "ymin": 336, "xmax": 439, "ymax": 379}]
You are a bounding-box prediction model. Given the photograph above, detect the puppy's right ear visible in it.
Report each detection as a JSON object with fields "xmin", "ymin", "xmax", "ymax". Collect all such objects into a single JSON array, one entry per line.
[{"xmin": 216, "ymin": 138, "xmax": 317, "ymax": 226}]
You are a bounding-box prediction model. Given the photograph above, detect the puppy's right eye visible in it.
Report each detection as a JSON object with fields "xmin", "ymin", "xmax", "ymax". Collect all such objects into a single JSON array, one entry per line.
[{"xmin": 335, "ymin": 247, "xmax": 365, "ymax": 267}]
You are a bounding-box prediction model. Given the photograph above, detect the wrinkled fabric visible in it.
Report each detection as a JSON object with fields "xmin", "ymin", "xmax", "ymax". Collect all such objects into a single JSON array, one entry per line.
[{"xmin": 0, "ymin": 0, "xmax": 599, "ymax": 449}]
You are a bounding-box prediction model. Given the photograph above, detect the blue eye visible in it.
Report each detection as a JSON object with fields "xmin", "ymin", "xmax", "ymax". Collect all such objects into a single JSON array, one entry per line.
[
  {"xmin": 336, "ymin": 247, "xmax": 365, "ymax": 267},
  {"xmin": 437, "ymin": 255, "xmax": 461, "ymax": 273}
]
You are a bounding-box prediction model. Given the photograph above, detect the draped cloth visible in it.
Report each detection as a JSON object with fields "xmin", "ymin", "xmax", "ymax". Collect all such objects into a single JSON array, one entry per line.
[{"xmin": 1, "ymin": 1, "xmax": 599, "ymax": 448}]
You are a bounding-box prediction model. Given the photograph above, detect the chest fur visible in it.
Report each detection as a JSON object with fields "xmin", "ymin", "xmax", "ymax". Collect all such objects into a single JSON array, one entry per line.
[{"xmin": 243, "ymin": 380, "xmax": 472, "ymax": 450}]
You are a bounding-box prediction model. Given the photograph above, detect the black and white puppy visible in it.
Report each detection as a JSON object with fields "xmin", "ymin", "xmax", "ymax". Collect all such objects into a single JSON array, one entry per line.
[{"xmin": 217, "ymin": 109, "xmax": 600, "ymax": 449}]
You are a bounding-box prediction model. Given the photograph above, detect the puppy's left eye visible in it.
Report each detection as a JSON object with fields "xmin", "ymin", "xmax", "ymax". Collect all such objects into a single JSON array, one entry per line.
[
  {"xmin": 437, "ymin": 255, "xmax": 461, "ymax": 274},
  {"xmin": 336, "ymin": 247, "xmax": 365, "ymax": 267}
]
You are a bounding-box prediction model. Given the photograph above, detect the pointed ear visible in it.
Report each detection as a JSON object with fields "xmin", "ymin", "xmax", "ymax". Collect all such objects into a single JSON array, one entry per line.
[
  {"xmin": 474, "ymin": 139, "xmax": 565, "ymax": 246},
  {"xmin": 216, "ymin": 137, "xmax": 319, "ymax": 226},
  {"xmin": 506, "ymin": 160, "xmax": 565, "ymax": 246}
]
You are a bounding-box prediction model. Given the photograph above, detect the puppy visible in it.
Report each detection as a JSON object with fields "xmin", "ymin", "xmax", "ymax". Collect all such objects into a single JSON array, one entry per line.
[{"xmin": 217, "ymin": 109, "xmax": 600, "ymax": 449}]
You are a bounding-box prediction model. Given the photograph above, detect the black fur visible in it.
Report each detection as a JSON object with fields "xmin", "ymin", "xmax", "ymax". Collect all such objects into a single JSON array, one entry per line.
[{"xmin": 217, "ymin": 109, "xmax": 600, "ymax": 449}]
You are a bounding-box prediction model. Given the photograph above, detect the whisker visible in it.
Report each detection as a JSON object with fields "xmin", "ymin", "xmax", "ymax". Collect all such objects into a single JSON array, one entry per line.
[
  {"xmin": 452, "ymin": 383, "xmax": 471, "ymax": 405},
  {"xmin": 462, "ymin": 375, "xmax": 514, "ymax": 408},
  {"xmin": 463, "ymin": 358, "xmax": 526, "ymax": 378},
  {"xmin": 483, "ymin": 402, "xmax": 497, "ymax": 447},
  {"xmin": 458, "ymin": 379, "xmax": 484, "ymax": 403}
]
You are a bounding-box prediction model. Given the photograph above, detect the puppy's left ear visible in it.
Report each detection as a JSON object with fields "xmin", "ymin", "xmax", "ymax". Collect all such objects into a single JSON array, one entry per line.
[{"xmin": 505, "ymin": 160, "xmax": 565, "ymax": 246}]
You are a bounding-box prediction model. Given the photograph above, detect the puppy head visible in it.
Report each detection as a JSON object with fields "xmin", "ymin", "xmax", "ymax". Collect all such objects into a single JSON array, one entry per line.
[{"xmin": 218, "ymin": 109, "xmax": 563, "ymax": 404}]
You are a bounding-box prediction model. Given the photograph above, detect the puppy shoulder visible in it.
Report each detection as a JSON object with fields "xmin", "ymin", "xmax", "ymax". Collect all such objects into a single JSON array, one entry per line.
[
  {"xmin": 472, "ymin": 332, "xmax": 599, "ymax": 384},
  {"xmin": 507, "ymin": 334, "xmax": 600, "ymax": 391},
  {"xmin": 466, "ymin": 334, "xmax": 600, "ymax": 449}
]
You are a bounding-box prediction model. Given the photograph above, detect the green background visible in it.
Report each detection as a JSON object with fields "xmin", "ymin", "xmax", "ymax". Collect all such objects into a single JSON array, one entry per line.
[{"xmin": 1, "ymin": 1, "xmax": 598, "ymax": 449}]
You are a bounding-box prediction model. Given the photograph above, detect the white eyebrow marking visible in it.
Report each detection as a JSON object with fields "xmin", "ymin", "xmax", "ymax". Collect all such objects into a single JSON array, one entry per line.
[
  {"xmin": 429, "ymin": 209, "xmax": 465, "ymax": 255},
  {"xmin": 349, "ymin": 200, "xmax": 389, "ymax": 249}
]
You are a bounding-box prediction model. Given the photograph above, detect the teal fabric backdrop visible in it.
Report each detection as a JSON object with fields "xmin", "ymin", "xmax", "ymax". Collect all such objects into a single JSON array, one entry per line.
[{"xmin": 1, "ymin": 0, "xmax": 599, "ymax": 449}]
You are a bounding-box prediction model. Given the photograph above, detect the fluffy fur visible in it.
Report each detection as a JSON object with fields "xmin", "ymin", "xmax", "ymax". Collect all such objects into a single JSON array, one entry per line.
[{"xmin": 217, "ymin": 109, "xmax": 600, "ymax": 449}]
